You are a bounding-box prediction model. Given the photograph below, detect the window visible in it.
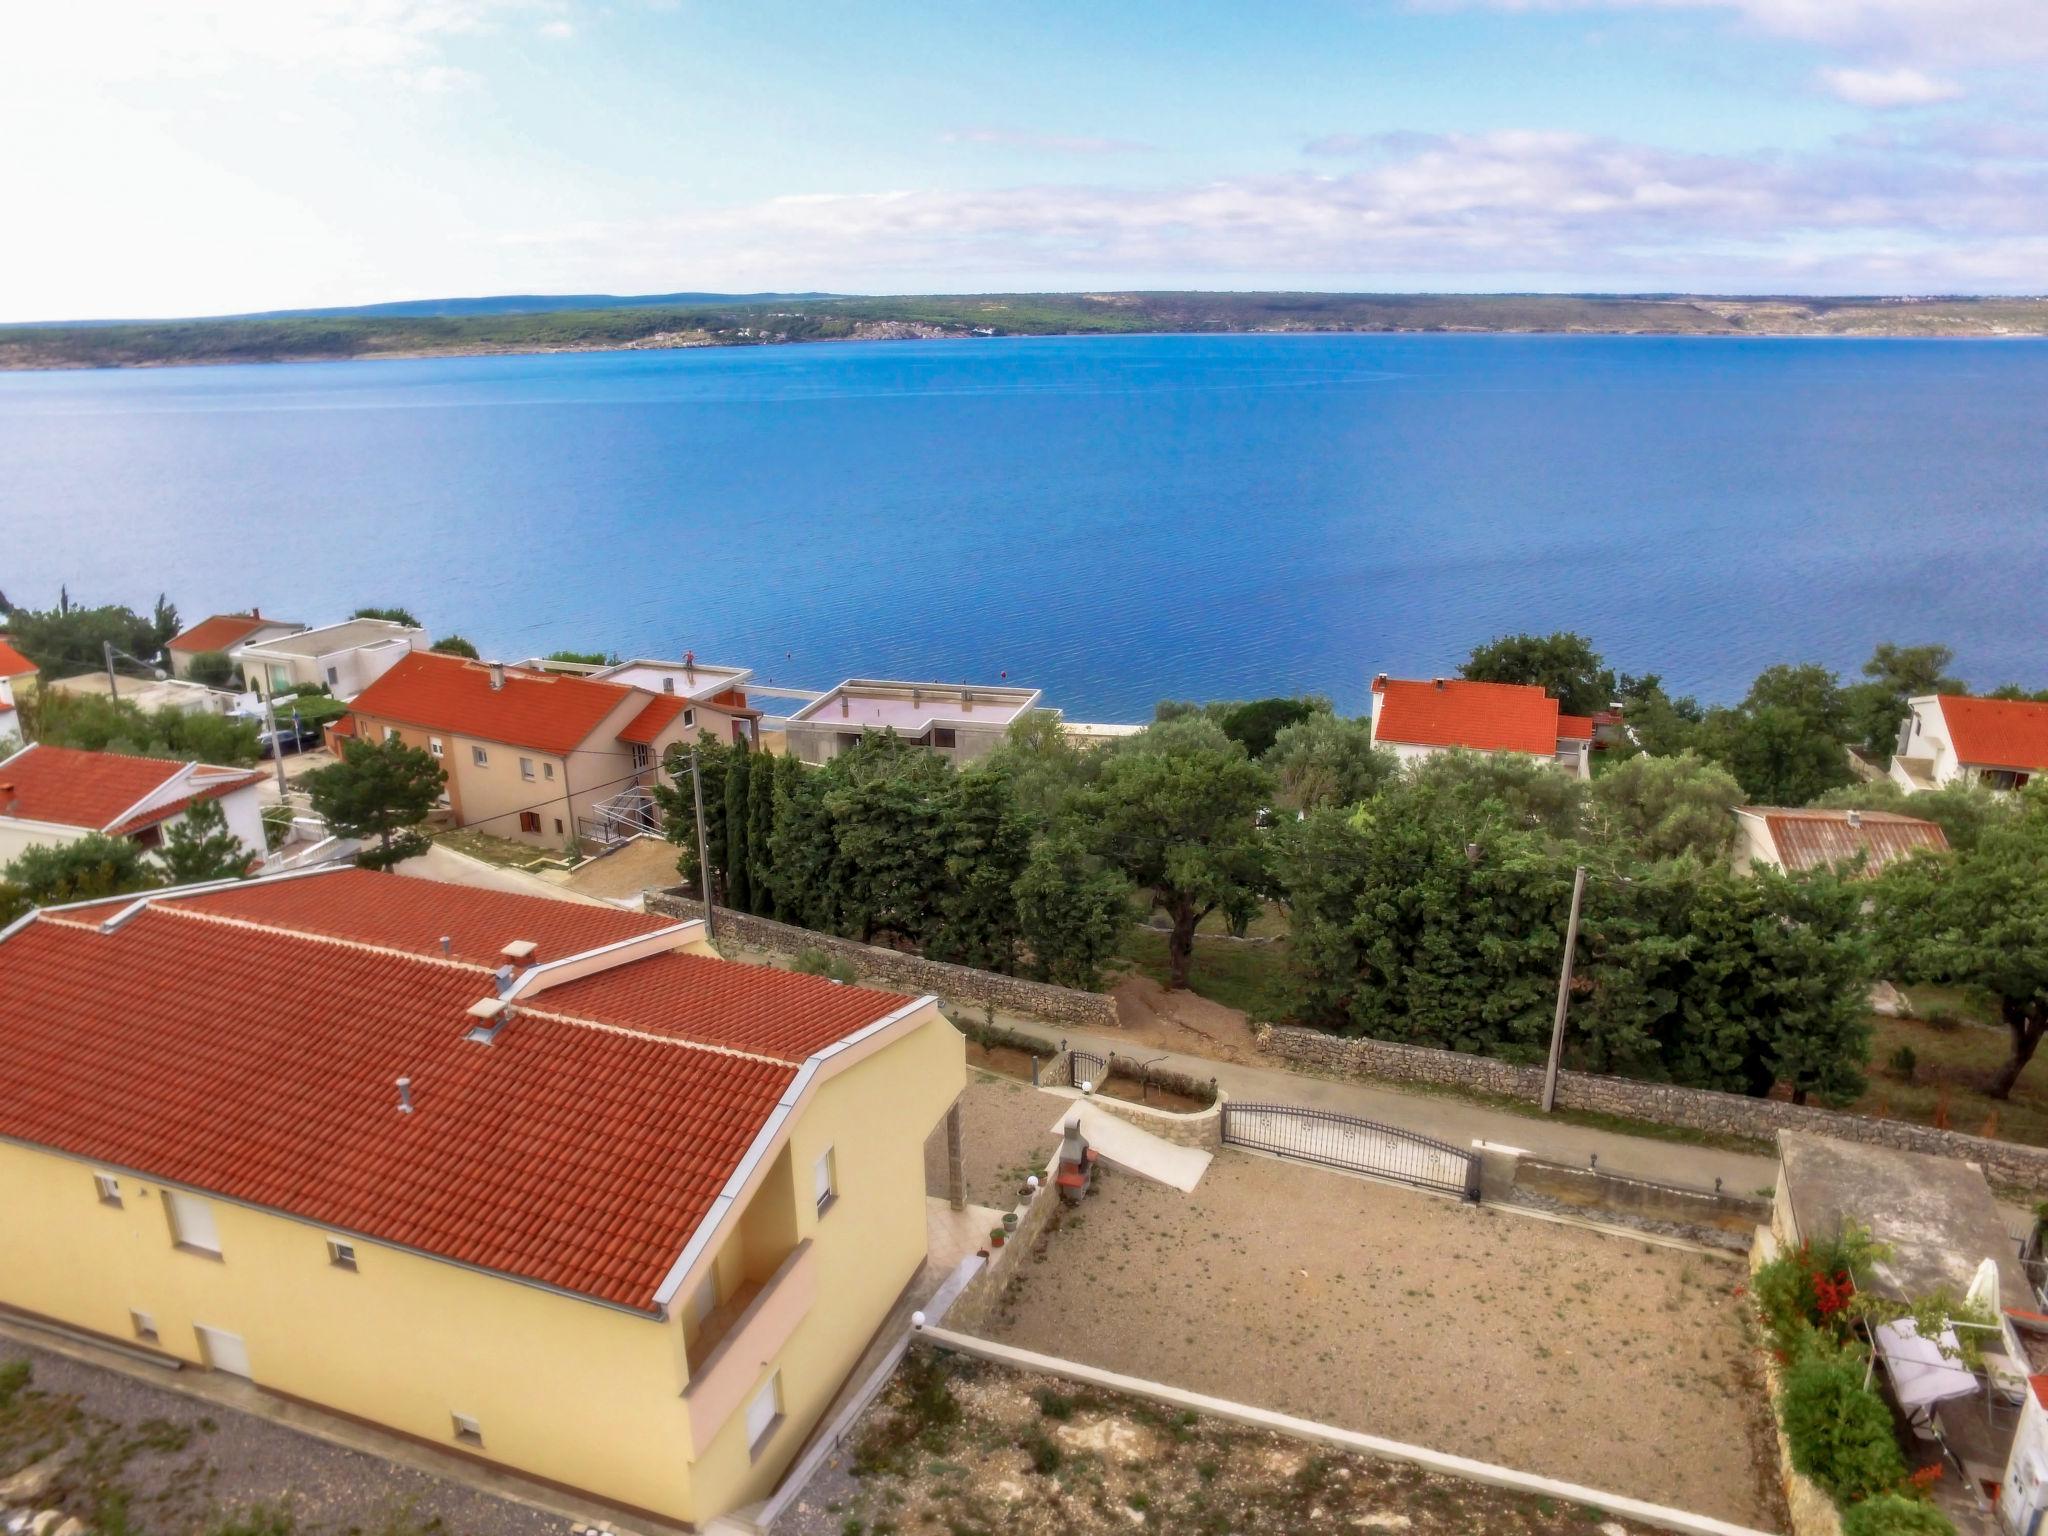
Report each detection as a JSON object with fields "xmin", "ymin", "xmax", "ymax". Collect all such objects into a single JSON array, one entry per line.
[
  {"xmin": 471, "ymin": 746, "xmax": 489, "ymax": 767},
  {"xmin": 519, "ymin": 812, "xmax": 542, "ymax": 834},
  {"xmin": 933, "ymin": 727, "xmax": 957, "ymax": 750},
  {"xmin": 543, "ymin": 762, "xmax": 555, "ymax": 780},
  {"xmin": 745, "ymin": 1371, "xmax": 782, "ymax": 1456},
  {"xmin": 429, "ymin": 738, "xmax": 444, "ymax": 758},
  {"xmin": 813, "ymin": 1147, "xmax": 837, "ymax": 1216},
  {"xmin": 662, "ymin": 677, "xmax": 676, "ymax": 694},
  {"xmin": 553, "ymin": 818, "xmax": 564, "ymax": 835},
  {"xmin": 130, "ymin": 1310, "xmax": 158, "ymax": 1343},
  {"xmin": 519, "ymin": 757, "xmax": 535, "ymax": 782},
  {"xmin": 682, "ymin": 708, "xmax": 695, "ymax": 729},
  {"xmin": 166, "ymin": 1189, "xmax": 221, "ymax": 1257},
  {"xmin": 631, "ymin": 743, "xmax": 650, "ymax": 771},
  {"xmin": 451, "ymin": 1413, "xmax": 484, "ymax": 1447},
  {"xmin": 94, "ymin": 1172, "xmax": 122, "ymax": 1207},
  {"xmin": 325, "ymin": 666, "xmax": 339, "ymax": 687},
  {"xmin": 327, "ymin": 1239, "xmax": 358, "ymax": 1271}
]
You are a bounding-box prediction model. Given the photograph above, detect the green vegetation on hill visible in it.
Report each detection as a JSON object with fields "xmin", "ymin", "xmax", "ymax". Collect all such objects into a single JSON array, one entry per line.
[{"xmin": 9, "ymin": 291, "xmax": 2048, "ymax": 370}]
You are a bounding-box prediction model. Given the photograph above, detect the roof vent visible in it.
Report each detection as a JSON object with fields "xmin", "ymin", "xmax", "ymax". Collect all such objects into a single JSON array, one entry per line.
[
  {"xmin": 663, "ymin": 677, "xmax": 675, "ymax": 695},
  {"xmin": 465, "ymin": 997, "xmax": 512, "ymax": 1044},
  {"xmin": 396, "ymin": 1076, "xmax": 414, "ymax": 1114},
  {"xmin": 1433, "ymin": 677, "xmax": 1446, "ymax": 690},
  {"xmin": 439, "ymin": 934, "xmax": 453, "ymax": 957},
  {"xmin": 493, "ymin": 963, "xmax": 517, "ymax": 996},
  {"xmin": 912, "ymin": 687, "xmax": 922, "ymax": 706},
  {"xmin": 1846, "ymin": 809, "xmax": 1862, "ymax": 828},
  {"xmin": 487, "ymin": 662, "xmax": 506, "ymax": 691}
]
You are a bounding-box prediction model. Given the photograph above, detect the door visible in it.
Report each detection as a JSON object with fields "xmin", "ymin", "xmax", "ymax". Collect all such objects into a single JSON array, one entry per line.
[{"xmin": 195, "ymin": 1325, "xmax": 252, "ymax": 1379}]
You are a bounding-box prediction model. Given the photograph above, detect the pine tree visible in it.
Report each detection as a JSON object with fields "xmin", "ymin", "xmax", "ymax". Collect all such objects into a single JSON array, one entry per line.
[{"xmin": 160, "ymin": 798, "xmax": 251, "ymax": 884}]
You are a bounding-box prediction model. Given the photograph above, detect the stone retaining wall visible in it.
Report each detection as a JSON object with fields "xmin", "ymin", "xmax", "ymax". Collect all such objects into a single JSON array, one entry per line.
[
  {"xmin": 1257, "ymin": 1024, "xmax": 2048, "ymax": 1192},
  {"xmin": 1077, "ymin": 1087, "xmax": 1226, "ymax": 1150},
  {"xmin": 643, "ymin": 892, "xmax": 1119, "ymax": 1029},
  {"xmin": 944, "ymin": 1153, "xmax": 1064, "ymax": 1336},
  {"xmin": 1512, "ymin": 1157, "xmax": 1769, "ymax": 1235}
]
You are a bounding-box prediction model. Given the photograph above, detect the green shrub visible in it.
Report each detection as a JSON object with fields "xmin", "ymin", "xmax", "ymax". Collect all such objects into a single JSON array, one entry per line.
[
  {"xmin": 1887, "ymin": 1045, "xmax": 1918, "ymax": 1080},
  {"xmin": 1780, "ymin": 1344, "xmax": 1908, "ymax": 1503},
  {"xmin": 1020, "ymin": 1423, "xmax": 1063, "ymax": 1474},
  {"xmin": 0, "ymin": 1357, "xmax": 30, "ymax": 1407},
  {"xmin": 792, "ymin": 948, "xmax": 859, "ymax": 984},
  {"xmin": 1035, "ymin": 1388, "xmax": 1076, "ymax": 1420},
  {"xmin": 205, "ymin": 1505, "xmax": 298, "ymax": 1536},
  {"xmin": 1841, "ymin": 1494, "xmax": 1955, "ymax": 1536}
]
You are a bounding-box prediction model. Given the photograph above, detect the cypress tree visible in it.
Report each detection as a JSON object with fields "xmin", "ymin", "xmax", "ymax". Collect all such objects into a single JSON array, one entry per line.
[
  {"xmin": 723, "ymin": 747, "xmax": 752, "ymax": 914},
  {"xmin": 748, "ymin": 748, "xmax": 777, "ymax": 915}
]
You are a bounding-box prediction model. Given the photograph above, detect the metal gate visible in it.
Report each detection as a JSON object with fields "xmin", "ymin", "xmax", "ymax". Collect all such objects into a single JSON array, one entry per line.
[
  {"xmin": 1221, "ymin": 1103, "xmax": 1480, "ymax": 1201},
  {"xmin": 1069, "ymin": 1050, "xmax": 1108, "ymax": 1091}
]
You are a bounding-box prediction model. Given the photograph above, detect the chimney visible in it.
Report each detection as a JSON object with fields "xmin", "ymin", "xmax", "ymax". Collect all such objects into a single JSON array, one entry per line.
[
  {"xmin": 501, "ymin": 939, "xmax": 538, "ymax": 964},
  {"xmin": 912, "ymin": 686, "xmax": 921, "ymax": 706},
  {"xmin": 1372, "ymin": 673, "xmax": 1388, "ymax": 693},
  {"xmin": 962, "ymin": 689, "xmax": 975, "ymax": 711},
  {"xmin": 1846, "ymin": 809, "xmax": 1862, "ymax": 829},
  {"xmin": 439, "ymin": 935, "xmax": 452, "ymax": 957},
  {"xmin": 0, "ymin": 781, "xmax": 15, "ymax": 817},
  {"xmin": 251, "ymin": 606, "xmax": 261, "ymax": 619},
  {"xmin": 488, "ymin": 662, "xmax": 505, "ymax": 691},
  {"xmin": 396, "ymin": 1076, "xmax": 414, "ymax": 1114},
  {"xmin": 840, "ymin": 694, "xmax": 850, "ymax": 717},
  {"xmin": 1433, "ymin": 677, "xmax": 1446, "ymax": 690}
]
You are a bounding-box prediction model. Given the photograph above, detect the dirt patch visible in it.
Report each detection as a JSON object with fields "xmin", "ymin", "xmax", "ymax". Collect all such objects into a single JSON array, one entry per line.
[
  {"xmin": 0, "ymin": 1339, "xmax": 562, "ymax": 1536},
  {"xmin": 978, "ymin": 1152, "xmax": 1785, "ymax": 1530},
  {"xmin": 924, "ymin": 1070, "xmax": 1062, "ymax": 1209},
  {"xmin": 964, "ymin": 1040, "xmax": 1046, "ymax": 1081},
  {"xmin": 1094, "ymin": 1074, "xmax": 1210, "ymax": 1114},
  {"xmin": 775, "ymin": 1352, "xmax": 1670, "ymax": 1536},
  {"xmin": 1112, "ymin": 975, "xmax": 1263, "ymax": 1064}
]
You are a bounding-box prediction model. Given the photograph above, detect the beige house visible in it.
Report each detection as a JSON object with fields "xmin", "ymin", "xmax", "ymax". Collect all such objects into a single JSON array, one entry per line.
[
  {"xmin": 1733, "ymin": 805, "xmax": 1948, "ymax": 878},
  {"xmin": 344, "ymin": 652, "xmax": 754, "ymax": 849},
  {"xmin": 784, "ymin": 679, "xmax": 1042, "ymax": 767},
  {"xmin": 236, "ymin": 617, "xmax": 428, "ymax": 700},
  {"xmin": 164, "ymin": 612, "xmax": 304, "ymax": 678}
]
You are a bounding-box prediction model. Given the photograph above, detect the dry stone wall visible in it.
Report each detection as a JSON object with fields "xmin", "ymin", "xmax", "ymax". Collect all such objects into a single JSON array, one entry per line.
[
  {"xmin": 642, "ymin": 892, "xmax": 1119, "ymax": 1029},
  {"xmin": 1258, "ymin": 1023, "xmax": 2048, "ymax": 1192}
]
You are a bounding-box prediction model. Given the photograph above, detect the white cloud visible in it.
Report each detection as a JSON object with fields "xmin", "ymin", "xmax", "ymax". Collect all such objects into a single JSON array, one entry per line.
[
  {"xmin": 942, "ymin": 128, "xmax": 1157, "ymax": 156},
  {"xmin": 538, "ymin": 18, "xmax": 574, "ymax": 39},
  {"xmin": 505, "ymin": 130, "xmax": 2048, "ymax": 295},
  {"xmin": 1428, "ymin": 0, "xmax": 2048, "ymax": 66},
  {"xmin": 1818, "ymin": 66, "xmax": 1962, "ymax": 108}
]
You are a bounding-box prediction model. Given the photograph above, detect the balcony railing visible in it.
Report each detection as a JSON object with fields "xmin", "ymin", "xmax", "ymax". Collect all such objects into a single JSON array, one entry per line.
[{"xmin": 681, "ymin": 1239, "xmax": 816, "ymax": 1453}]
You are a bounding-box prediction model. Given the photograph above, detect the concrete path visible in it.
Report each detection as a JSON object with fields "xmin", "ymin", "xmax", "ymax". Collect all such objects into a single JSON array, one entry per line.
[
  {"xmin": 996, "ymin": 1015, "xmax": 1780, "ymax": 1196},
  {"xmin": 1052, "ymin": 1103, "xmax": 1212, "ymax": 1192}
]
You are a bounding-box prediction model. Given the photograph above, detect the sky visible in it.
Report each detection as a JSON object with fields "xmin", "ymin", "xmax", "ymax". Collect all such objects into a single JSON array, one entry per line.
[{"xmin": 4, "ymin": 0, "xmax": 2047, "ymax": 320}]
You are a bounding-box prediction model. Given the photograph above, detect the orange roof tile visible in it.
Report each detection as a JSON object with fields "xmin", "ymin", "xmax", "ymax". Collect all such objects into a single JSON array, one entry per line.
[
  {"xmin": 1371, "ymin": 677, "xmax": 1564, "ymax": 756},
  {"xmin": 1750, "ymin": 807, "xmax": 1949, "ymax": 877},
  {"xmin": 618, "ymin": 693, "xmax": 688, "ymax": 745},
  {"xmin": 0, "ymin": 744, "xmax": 251, "ymax": 833},
  {"xmin": 2, "ymin": 869, "xmax": 923, "ymax": 1309},
  {"xmin": 1937, "ymin": 695, "xmax": 2048, "ymax": 774},
  {"xmin": 1557, "ymin": 714, "xmax": 1595, "ymax": 741},
  {"xmin": 348, "ymin": 651, "xmax": 638, "ymax": 755},
  {"xmin": 0, "ymin": 638, "xmax": 36, "ymax": 679},
  {"xmin": 169, "ymin": 614, "xmax": 276, "ymax": 653}
]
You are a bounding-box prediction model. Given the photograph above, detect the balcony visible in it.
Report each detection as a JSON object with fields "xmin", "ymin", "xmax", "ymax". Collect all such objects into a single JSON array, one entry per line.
[{"xmin": 681, "ymin": 1239, "xmax": 816, "ymax": 1453}]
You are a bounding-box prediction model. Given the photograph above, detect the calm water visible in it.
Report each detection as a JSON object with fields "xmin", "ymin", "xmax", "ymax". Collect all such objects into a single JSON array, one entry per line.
[{"xmin": 2, "ymin": 334, "xmax": 2044, "ymax": 720}]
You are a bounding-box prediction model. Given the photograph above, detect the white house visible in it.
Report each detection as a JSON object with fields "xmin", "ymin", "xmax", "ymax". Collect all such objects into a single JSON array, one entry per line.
[
  {"xmin": 0, "ymin": 743, "xmax": 266, "ymax": 868},
  {"xmin": 236, "ymin": 617, "xmax": 429, "ymax": 701},
  {"xmin": 587, "ymin": 654, "xmax": 761, "ymax": 747},
  {"xmin": 782, "ymin": 679, "xmax": 1042, "ymax": 767},
  {"xmin": 1368, "ymin": 675, "xmax": 1594, "ymax": 779},
  {"xmin": 164, "ymin": 612, "xmax": 305, "ymax": 678},
  {"xmin": 1889, "ymin": 694, "xmax": 2048, "ymax": 794},
  {"xmin": 0, "ymin": 637, "xmax": 36, "ymax": 750}
]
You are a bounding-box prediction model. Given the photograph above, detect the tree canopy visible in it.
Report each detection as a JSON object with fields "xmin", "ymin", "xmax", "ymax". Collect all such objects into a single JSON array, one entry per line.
[
  {"xmin": 1266, "ymin": 712, "xmax": 1394, "ymax": 811},
  {"xmin": 159, "ymin": 798, "xmax": 252, "ymax": 884},
  {"xmin": 1461, "ymin": 631, "xmax": 1614, "ymax": 716},
  {"xmin": 305, "ymin": 735, "xmax": 446, "ymax": 869},
  {"xmin": 430, "ymin": 635, "xmax": 480, "ymax": 660},
  {"xmin": 19, "ymin": 689, "xmax": 261, "ymax": 766},
  {"xmin": 2, "ymin": 833, "xmax": 162, "ymax": 917},
  {"xmin": 1590, "ymin": 750, "xmax": 1742, "ymax": 862},
  {"xmin": 352, "ymin": 606, "xmax": 420, "ymax": 627},
  {"xmin": 1, "ymin": 592, "xmax": 179, "ymax": 679}
]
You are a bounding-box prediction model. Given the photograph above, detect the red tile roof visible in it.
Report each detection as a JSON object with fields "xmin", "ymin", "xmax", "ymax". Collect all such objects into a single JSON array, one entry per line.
[
  {"xmin": 1937, "ymin": 695, "xmax": 2048, "ymax": 774},
  {"xmin": 107, "ymin": 770, "xmax": 265, "ymax": 837},
  {"xmin": 0, "ymin": 744, "xmax": 253, "ymax": 833},
  {"xmin": 348, "ymin": 651, "xmax": 638, "ymax": 754},
  {"xmin": 1557, "ymin": 714, "xmax": 1595, "ymax": 741},
  {"xmin": 0, "ymin": 638, "xmax": 36, "ymax": 679},
  {"xmin": 1371, "ymin": 677, "xmax": 1566, "ymax": 756},
  {"xmin": 618, "ymin": 693, "xmax": 688, "ymax": 745},
  {"xmin": 5, "ymin": 869, "xmax": 921, "ymax": 1309},
  {"xmin": 168, "ymin": 614, "xmax": 276, "ymax": 654},
  {"xmin": 1749, "ymin": 807, "xmax": 1949, "ymax": 877}
]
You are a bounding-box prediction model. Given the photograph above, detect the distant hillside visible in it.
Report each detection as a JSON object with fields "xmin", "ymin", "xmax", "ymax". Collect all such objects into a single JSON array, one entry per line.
[{"xmin": 5, "ymin": 291, "xmax": 2046, "ymax": 370}]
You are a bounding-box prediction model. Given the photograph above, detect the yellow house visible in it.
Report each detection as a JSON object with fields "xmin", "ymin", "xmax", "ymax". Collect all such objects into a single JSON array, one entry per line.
[
  {"xmin": 344, "ymin": 650, "xmax": 758, "ymax": 850},
  {"xmin": 0, "ymin": 865, "xmax": 964, "ymax": 1527}
]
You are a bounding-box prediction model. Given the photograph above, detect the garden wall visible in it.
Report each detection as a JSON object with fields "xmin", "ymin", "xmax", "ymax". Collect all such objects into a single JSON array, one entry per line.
[
  {"xmin": 642, "ymin": 892, "xmax": 1119, "ymax": 1029},
  {"xmin": 944, "ymin": 1158, "xmax": 1064, "ymax": 1336},
  {"xmin": 1257, "ymin": 1024, "xmax": 2048, "ymax": 1192},
  {"xmin": 1075, "ymin": 1087, "xmax": 1225, "ymax": 1150},
  {"xmin": 1511, "ymin": 1157, "xmax": 1769, "ymax": 1235}
]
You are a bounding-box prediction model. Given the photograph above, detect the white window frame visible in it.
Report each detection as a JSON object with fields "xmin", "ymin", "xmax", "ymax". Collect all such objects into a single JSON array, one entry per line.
[
  {"xmin": 429, "ymin": 738, "xmax": 444, "ymax": 758},
  {"xmin": 543, "ymin": 761, "xmax": 555, "ymax": 780},
  {"xmin": 682, "ymin": 708, "xmax": 695, "ymax": 729},
  {"xmin": 94, "ymin": 1172, "xmax": 122, "ymax": 1206},
  {"xmin": 519, "ymin": 756, "xmax": 535, "ymax": 781},
  {"xmin": 471, "ymin": 745, "xmax": 489, "ymax": 767},
  {"xmin": 813, "ymin": 1146, "xmax": 837, "ymax": 1216},
  {"xmin": 166, "ymin": 1189, "xmax": 222, "ymax": 1258},
  {"xmin": 745, "ymin": 1371, "xmax": 782, "ymax": 1457}
]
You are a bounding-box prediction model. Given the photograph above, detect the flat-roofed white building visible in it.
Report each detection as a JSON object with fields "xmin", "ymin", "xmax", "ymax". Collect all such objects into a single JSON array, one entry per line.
[
  {"xmin": 588, "ymin": 655, "xmax": 761, "ymax": 747},
  {"xmin": 236, "ymin": 617, "xmax": 428, "ymax": 701},
  {"xmin": 783, "ymin": 679, "xmax": 1042, "ymax": 766}
]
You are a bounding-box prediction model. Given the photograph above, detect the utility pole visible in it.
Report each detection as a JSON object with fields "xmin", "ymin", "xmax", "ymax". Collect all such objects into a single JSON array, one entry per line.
[
  {"xmin": 1542, "ymin": 864, "xmax": 1588, "ymax": 1114},
  {"xmin": 688, "ymin": 748, "xmax": 716, "ymax": 942},
  {"xmin": 102, "ymin": 640, "xmax": 119, "ymax": 703}
]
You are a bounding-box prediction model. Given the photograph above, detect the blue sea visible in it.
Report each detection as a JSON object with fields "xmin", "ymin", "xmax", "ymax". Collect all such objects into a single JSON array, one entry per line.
[{"xmin": 1, "ymin": 333, "xmax": 2044, "ymax": 720}]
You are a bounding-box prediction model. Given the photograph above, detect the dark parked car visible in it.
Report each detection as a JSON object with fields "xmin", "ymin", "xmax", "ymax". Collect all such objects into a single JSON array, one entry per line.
[{"xmin": 257, "ymin": 717, "xmax": 322, "ymax": 758}]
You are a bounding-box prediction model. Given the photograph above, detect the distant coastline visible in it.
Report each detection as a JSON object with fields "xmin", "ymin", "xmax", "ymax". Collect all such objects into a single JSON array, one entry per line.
[{"xmin": 5, "ymin": 291, "xmax": 2048, "ymax": 372}]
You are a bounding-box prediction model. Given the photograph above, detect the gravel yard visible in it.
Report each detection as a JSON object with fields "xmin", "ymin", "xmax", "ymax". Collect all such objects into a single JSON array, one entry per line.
[
  {"xmin": 924, "ymin": 1069, "xmax": 1063, "ymax": 1210},
  {"xmin": 777, "ymin": 1351, "xmax": 1673, "ymax": 1536},
  {"xmin": 0, "ymin": 1339, "xmax": 567, "ymax": 1536},
  {"xmin": 977, "ymin": 1152, "xmax": 1785, "ymax": 1530}
]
